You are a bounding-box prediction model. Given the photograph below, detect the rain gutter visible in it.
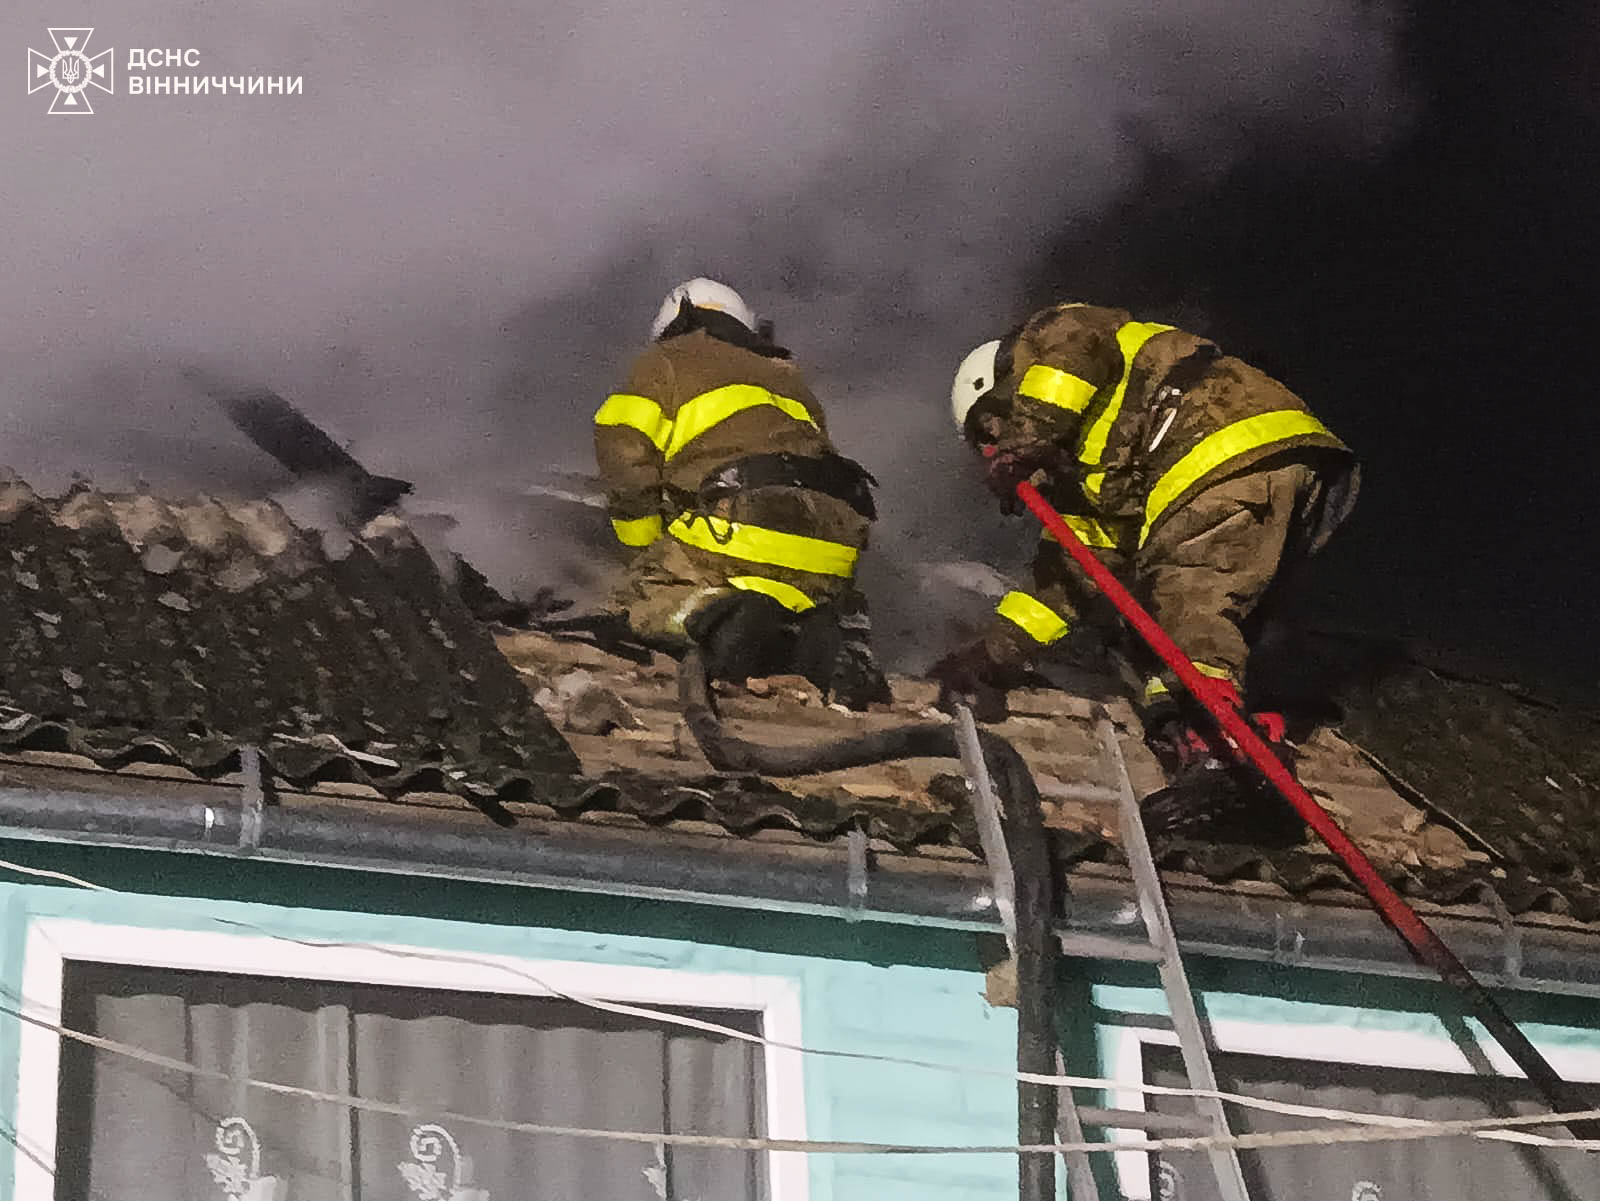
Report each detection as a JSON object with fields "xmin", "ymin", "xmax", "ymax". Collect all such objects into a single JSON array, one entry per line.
[{"xmin": 0, "ymin": 774, "xmax": 1596, "ymax": 999}]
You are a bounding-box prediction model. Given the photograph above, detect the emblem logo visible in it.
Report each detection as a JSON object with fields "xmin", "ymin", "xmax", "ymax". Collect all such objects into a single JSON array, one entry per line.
[{"xmin": 27, "ymin": 28, "xmax": 113, "ymax": 114}]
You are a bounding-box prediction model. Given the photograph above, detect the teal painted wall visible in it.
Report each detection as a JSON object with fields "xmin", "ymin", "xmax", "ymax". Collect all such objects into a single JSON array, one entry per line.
[
  {"xmin": 2, "ymin": 840, "xmax": 1599, "ymax": 1201},
  {"xmin": 0, "ymin": 839, "xmax": 1025, "ymax": 1201}
]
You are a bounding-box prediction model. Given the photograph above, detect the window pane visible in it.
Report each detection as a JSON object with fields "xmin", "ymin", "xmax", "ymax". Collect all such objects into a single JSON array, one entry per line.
[
  {"xmin": 56, "ymin": 962, "xmax": 767, "ymax": 1201},
  {"xmin": 1143, "ymin": 1044, "xmax": 1600, "ymax": 1201},
  {"xmin": 56, "ymin": 963, "xmax": 357, "ymax": 1201}
]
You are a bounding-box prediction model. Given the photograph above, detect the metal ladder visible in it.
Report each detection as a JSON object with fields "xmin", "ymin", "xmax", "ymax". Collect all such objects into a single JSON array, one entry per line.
[{"xmin": 954, "ymin": 704, "xmax": 1253, "ymax": 1201}]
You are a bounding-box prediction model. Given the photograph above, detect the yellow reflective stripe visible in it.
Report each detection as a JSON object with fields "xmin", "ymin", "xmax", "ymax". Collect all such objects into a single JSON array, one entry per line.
[
  {"xmin": 1139, "ymin": 410, "xmax": 1337, "ymax": 545},
  {"xmin": 664, "ymin": 384, "xmax": 817, "ymax": 461},
  {"xmin": 728, "ymin": 576, "xmax": 816, "ymax": 613},
  {"xmin": 1145, "ymin": 663, "xmax": 1230, "ymax": 700},
  {"xmin": 667, "ymin": 514, "xmax": 858, "ymax": 577},
  {"xmin": 610, "ymin": 514, "xmax": 663, "ymax": 547},
  {"xmin": 1018, "ymin": 363, "xmax": 1097, "ymax": 414},
  {"xmin": 594, "ymin": 393, "xmax": 672, "ymax": 453},
  {"xmin": 1077, "ymin": 321, "xmax": 1174, "ymax": 500},
  {"xmin": 1042, "ymin": 512, "xmax": 1124, "ymax": 550},
  {"xmin": 995, "ymin": 590, "xmax": 1070, "ymax": 645}
]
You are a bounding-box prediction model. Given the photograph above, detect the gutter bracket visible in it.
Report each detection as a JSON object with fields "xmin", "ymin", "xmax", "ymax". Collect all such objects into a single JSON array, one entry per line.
[
  {"xmin": 845, "ymin": 823, "xmax": 869, "ymax": 922},
  {"xmin": 238, "ymin": 745, "xmax": 265, "ymax": 852},
  {"xmin": 1487, "ymin": 887, "xmax": 1524, "ymax": 983},
  {"xmin": 1272, "ymin": 909, "xmax": 1307, "ymax": 967}
]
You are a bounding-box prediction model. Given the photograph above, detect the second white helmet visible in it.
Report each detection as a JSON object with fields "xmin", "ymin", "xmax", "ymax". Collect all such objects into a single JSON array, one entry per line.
[
  {"xmin": 650, "ymin": 278, "xmax": 758, "ymax": 340},
  {"xmin": 950, "ymin": 339, "xmax": 1002, "ymax": 434}
]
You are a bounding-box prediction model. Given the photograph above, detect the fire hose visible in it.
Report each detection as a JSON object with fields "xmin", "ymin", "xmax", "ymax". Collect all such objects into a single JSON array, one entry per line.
[
  {"xmin": 678, "ymin": 647, "xmax": 1060, "ymax": 1201},
  {"xmin": 1013, "ymin": 478, "xmax": 1600, "ymax": 1141}
]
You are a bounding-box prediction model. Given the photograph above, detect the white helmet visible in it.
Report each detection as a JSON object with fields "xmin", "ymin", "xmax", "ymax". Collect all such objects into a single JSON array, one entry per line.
[
  {"xmin": 950, "ymin": 339, "xmax": 1002, "ymax": 433},
  {"xmin": 650, "ymin": 278, "xmax": 758, "ymax": 340}
]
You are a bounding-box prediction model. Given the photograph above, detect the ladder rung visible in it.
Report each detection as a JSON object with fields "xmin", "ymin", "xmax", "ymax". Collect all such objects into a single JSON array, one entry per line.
[
  {"xmin": 1096, "ymin": 714, "xmax": 1254, "ymax": 1201},
  {"xmin": 1074, "ymin": 1106, "xmax": 1215, "ymax": 1136},
  {"xmin": 1045, "ymin": 782, "xmax": 1123, "ymax": 804},
  {"xmin": 1058, "ymin": 932, "xmax": 1165, "ymax": 964}
]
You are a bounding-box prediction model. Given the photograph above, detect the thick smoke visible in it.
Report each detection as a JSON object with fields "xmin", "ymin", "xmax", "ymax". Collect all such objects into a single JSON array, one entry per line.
[{"xmin": 1, "ymin": 1, "xmax": 1407, "ymax": 661}]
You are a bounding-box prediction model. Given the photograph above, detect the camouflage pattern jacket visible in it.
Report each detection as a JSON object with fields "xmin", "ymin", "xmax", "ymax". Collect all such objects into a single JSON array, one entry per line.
[
  {"xmin": 992, "ymin": 301, "xmax": 1356, "ymax": 551},
  {"xmin": 593, "ymin": 313, "xmax": 869, "ymax": 617}
]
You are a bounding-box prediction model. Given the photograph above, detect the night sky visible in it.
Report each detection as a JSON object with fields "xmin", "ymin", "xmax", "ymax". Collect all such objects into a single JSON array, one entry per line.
[{"xmin": 1033, "ymin": 0, "xmax": 1599, "ymax": 689}]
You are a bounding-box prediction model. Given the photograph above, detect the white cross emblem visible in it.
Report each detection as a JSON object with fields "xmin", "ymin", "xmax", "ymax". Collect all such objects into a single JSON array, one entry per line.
[{"xmin": 27, "ymin": 28, "xmax": 114, "ymax": 114}]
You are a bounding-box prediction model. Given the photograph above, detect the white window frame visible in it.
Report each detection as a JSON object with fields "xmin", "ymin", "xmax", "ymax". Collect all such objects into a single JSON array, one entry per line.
[
  {"xmin": 13, "ymin": 917, "xmax": 808, "ymax": 1201},
  {"xmin": 1102, "ymin": 1006, "xmax": 1600, "ymax": 1200}
]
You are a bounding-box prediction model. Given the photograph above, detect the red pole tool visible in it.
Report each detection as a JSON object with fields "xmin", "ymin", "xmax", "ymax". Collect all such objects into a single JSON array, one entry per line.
[{"xmin": 1013, "ymin": 479, "xmax": 1599, "ymax": 1136}]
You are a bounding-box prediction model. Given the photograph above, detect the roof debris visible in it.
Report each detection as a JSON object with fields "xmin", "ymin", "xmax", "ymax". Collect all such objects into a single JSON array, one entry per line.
[{"xmin": 0, "ymin": 479, "xmax": 1595, "ymax": 927}]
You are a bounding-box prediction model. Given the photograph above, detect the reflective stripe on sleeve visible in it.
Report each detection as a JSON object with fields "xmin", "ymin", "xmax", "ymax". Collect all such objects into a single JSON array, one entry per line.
[
  {"xmin": 610, "ymin": 514, "xmax": 663, "ymax": 547},
  {"xmin": 595, "ymin": 393, "xmax": 672, "ymax": 452},
  {"xmin": 667, "ymin": 514, "xmax": 858, "ymax": 577},
  {"xmin": 1041, "ymin": 512, "xmax": 1125, "ymax": 550},
  {"xmin": 728, "ymin": 576, "xmax": 816, "ymax": 613},
  {"xmin": 664, "ymin": 384, "xmax": 817, "ymax": 461},
  {"xmin": 1139, "ymin": 410, "xmax": 1337, "ymax": 545},
  {"xmin": 1018, "ymin": 364, "xmax": 1098, "ymax": 414},
  {"xmin": 995, "ymin": 590, "xmax": 1070, "ymax": 645}
]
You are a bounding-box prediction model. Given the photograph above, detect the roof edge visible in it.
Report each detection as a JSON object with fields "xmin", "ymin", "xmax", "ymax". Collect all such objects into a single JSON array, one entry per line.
[{"xmin": 2, "ymin": 779, "xmax": 1599, "ymax": 999}]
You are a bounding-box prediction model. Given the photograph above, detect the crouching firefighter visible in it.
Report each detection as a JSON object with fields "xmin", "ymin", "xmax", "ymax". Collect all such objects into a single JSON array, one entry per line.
[
  {"xmin": 594, "ymin": 278, "xmax": 892, "ymax": 709},
  {"xmin": 930, "ymin": 301, "xmax": 1360, "ymax": 822}
]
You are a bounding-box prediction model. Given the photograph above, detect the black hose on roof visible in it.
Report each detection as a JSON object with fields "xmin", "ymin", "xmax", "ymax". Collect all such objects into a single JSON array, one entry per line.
[{"xmin": 678, "ymin": 649, "xmax": 1059, "ymax": 1201}]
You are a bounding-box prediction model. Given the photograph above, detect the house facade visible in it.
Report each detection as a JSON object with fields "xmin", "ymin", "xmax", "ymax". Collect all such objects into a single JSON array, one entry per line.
[{"xmin": 2, "ymin": 482, "xmax": 1599, "ymax": 1200}]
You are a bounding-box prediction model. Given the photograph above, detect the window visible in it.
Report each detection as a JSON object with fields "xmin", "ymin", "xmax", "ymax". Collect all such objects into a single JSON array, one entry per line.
[
  {"xmin": 16, "ymin": 921, "xmax": 808, "ymax": 1201},
  {"xmin": 1103, "ymin": 1008, "xmax": 1600, "ymax": 1201},
  {"xmin": 1144, "ymin": 1045, "xmax": 1600, "ymax": 1201}
]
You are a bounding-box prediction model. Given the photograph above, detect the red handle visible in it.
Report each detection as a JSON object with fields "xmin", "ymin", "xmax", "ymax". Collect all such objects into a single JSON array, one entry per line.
[
  {"xmin": 1014, "ymin": 483, "xmax": 1403, "ymax": 920},
  {"xmin": 1013, "ymin": 480, "xmax": 1598, "ymax": 1128}
]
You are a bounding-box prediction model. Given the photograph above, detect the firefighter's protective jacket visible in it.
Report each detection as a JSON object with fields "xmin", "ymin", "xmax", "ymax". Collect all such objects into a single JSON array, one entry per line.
[
  {"xmin": 994, "ymin": 302, "xmax": 1352, "ymax": 544},
  {"xmin": 984, "ymin": 301, "xmax": 1358, "ymax": 668},
  {"xmin": 593, "ymin": 316, "xmax": 870, "ymax": 631}
]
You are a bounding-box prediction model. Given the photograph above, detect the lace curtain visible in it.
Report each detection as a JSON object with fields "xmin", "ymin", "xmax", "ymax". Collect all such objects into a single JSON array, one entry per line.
[
  {"xmin": 1144, "ymin": 1044, "xmax": 1600, "ymax": 1201},
  {"xmin": 55, "ymin": 962, "xmax": 768, "ymax": 1201}
]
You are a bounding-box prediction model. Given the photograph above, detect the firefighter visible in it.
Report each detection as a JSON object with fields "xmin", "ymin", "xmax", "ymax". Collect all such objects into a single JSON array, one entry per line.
[
  {"xmin": 931, "ymin": 301, "xmax": 1359, "ymax": 801},
  {"xmin": 594, "ymin": 278, "xmax": 891, "ymax": 709}
]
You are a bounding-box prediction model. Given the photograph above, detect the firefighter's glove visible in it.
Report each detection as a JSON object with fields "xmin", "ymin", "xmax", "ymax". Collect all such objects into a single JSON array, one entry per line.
[
  {"xmin": 1146, "ymin": 719, "xmax": 1229, "ymax": 779},
  {"xmin": 1186, "ymin": 675, "xmax": 1291, "ymax": 749},
  {"xmin": 928, "ymin": 640, "xmax": 1013, "ymax": 724},
  {"xmin": 1172, "ymin": 673, "xmax": 1296, "ymax": 772},
  {"xmin": 980, "ymin": 445, "xmax": 1051, "ymax": 515}
]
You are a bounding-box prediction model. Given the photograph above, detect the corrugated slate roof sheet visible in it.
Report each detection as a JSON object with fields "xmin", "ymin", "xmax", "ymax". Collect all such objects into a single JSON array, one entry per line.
[
  {"xmin": 0, "ymin": 478, "xmax": 1596, "ymax": 925},
  {"xmin": 0, "ymin": 478, "xmax": 576, "ymax": 788}
]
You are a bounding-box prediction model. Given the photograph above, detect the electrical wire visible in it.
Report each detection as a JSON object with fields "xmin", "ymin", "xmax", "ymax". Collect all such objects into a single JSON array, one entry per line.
[
  {"xmin": 0, "ymin": 859, "xmax": 113, "ymax": 892},
  {"xmin": 8, "ymin": 856, "xmax": 1600, "ymax": 1152},
  {"xmin": 200, "ymin": 925, "xmax": 1476, "ymax": 1133},
  {"xmin": 10, "ymin": 1002, "xmax": 1600, "ymax": 1157},
  {"xmin": 194, "ymin": 921, "xmax": 1600, "ymax": 1142}
]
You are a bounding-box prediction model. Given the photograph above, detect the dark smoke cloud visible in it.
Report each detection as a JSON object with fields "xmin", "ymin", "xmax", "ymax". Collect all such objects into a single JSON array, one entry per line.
[{"xmin": 1, "ymin": 1, "xmax": 1409, "ymax": 657}]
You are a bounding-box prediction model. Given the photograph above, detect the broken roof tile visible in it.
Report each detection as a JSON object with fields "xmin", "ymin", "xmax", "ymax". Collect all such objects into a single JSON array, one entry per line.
[
  {"xmin": 3, "ymin": 479, "xmax": 1599, "ymax": 926},
  {"xmin": 0, "ymin": 482, "xmax": 576, "ymax": 786}
]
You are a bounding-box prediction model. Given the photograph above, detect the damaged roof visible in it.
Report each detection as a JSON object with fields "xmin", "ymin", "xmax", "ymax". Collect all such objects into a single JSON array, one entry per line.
[
  {"xmin": 0, "ymin": 479, "xmax": 1597, "ymax": 935},
  {"xmin": 0, "ymin": 477, "xmax": 576, "ymax": 793},
  {"xmin": 502, "ymin": 628, "xmax": 1600, "ymax": 922}
]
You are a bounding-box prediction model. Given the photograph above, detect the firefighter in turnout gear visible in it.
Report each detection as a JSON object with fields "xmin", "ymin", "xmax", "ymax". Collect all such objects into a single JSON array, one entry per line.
[
  {"xmin": 594, "ymin": 278, "xmax": 891, "ymax": 709},
  {"xmin": 932, "ymin": 301, "xmax": 1359, "ymax": 814}
]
